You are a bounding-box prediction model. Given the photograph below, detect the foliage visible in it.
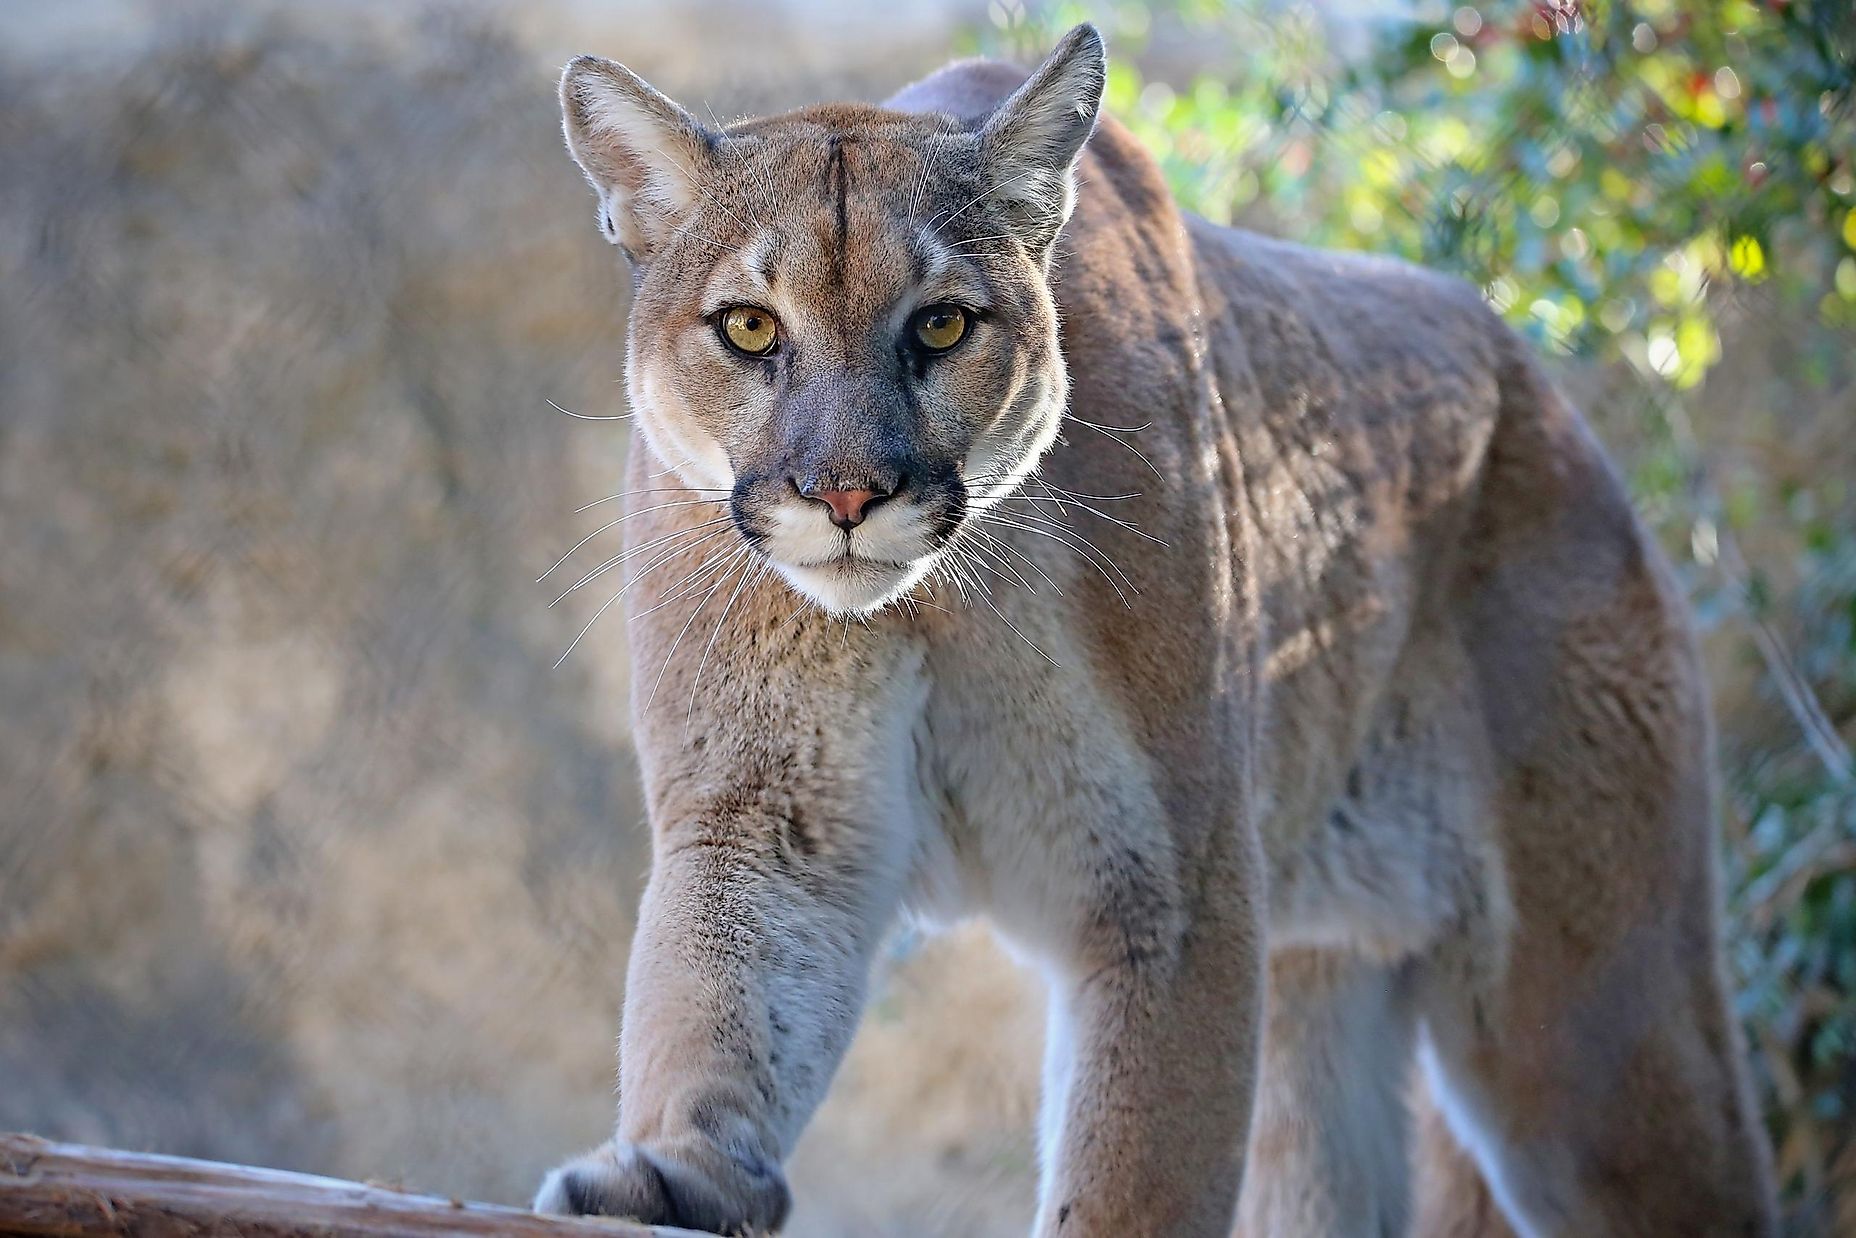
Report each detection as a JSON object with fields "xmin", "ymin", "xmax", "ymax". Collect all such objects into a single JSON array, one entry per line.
[{"xmin": 981, "ymin": 0, "xmax": 1856, "ymax": 1225}]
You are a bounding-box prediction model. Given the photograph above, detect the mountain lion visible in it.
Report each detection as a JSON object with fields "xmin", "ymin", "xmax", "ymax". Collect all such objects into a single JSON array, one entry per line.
[{"xmin": 534, "ymin": 24, "xmax": 1776, "ymax": 1237}]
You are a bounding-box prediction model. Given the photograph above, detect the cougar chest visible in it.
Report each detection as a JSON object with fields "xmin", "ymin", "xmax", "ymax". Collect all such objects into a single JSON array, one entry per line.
[{"xmin": 902, "ymin": 633, "xmax": 1178, "ymax": 967}]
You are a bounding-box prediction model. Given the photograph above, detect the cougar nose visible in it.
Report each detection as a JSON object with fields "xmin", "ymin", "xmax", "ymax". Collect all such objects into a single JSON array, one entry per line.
[{"xmin": 797, "ymin": 479, "xmax": 895, "ymax": 530}]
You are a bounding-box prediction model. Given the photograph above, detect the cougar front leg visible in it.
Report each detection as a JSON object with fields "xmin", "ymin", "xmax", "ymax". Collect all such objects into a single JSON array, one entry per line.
[
  {"xmin": 537, "ymin": 635, "xmax": 921, "ymax": 1233},
  {"xmin": 1035, "ymin": 832, "xmax": 1265, "ymax": 1238},
  {"xmin": 536, "ymin": 797, "xmax": 907, "ymax": 1233}
]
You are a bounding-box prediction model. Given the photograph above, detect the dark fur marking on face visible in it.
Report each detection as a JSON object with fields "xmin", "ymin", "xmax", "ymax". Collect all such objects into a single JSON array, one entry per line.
[
  {"xmin": 899, "ymin": 338, "xmax": 930, "ymax": 383},
  {"xmin": 895, "ymin": 362, "xmax": 925, "ymax": 418},
  {"xmin": 729, "ymin": 482, "xmax": 773, "ymax": 548},
  {"xmin": 825, "ymin": 136, "xmax": 850, "ymax": 289},
  {"xmin": 934, "ymin": 487, "xmax": 970, "ymax": 542}
]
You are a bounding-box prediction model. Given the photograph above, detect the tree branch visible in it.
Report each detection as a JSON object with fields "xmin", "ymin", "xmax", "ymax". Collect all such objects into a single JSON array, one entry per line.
[{"xmin": 0, "ymin": 1134, "xmax": 704, "ymax": 1237}]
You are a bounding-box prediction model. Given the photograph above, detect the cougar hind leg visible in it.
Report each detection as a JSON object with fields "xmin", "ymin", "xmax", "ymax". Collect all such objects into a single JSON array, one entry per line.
[
  {"xmin": 1234, "ymin": 950, "xmax": 1418, "ymax": 1238},
  {"xmin": 1415, "ymin": 491, "xmax": 1776, "ymax": 1236},
  {"xmin": 1413, "ymin": 817, "xmax": 1773, "ymax": 1238}
]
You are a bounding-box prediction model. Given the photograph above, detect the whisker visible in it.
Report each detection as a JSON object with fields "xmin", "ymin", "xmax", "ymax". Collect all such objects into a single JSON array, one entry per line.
[
  {"xmin": 961, "ymin": 536, "xmax": 1037, "ymax": 595},
  {"xmin": 953, "ymin": 546, "xmax": 1000, "ymax": 602},
  {"xmin": 574, "ymin": 488, "xmax": 731, "ymax": 514},
  {"xmin": 538, "ymin": 498, "xmax": 733, "ymax": 583},
  {"xmin": 550, "ymin": 519, "xmax": 732, "ymax": 607},
  {"xmin": 552, "ymin": 535, "xmax": 721, "ymax": 666},
  {"xmin": 928, "ymin": 168, "xmax": 1039, "ymax": 236},
  {"xmin": 640, "ymin": 549, "xmax": 749, "ymax": 715},
  {"xmin": 973, "ymin": 511, "xmax": 1136, "ymax": 607},
  {"xmin": 547, "ymin": 397, "xmax": 629, "ymax": 421},
  {"xmin": 936, "ymin": 551, "xmax": 974, "ymax": 604},
  {"xmin": 1065, "ymin": 414, "xmax": 1154, "ymax": 435},
  {"xmin": 1008, "ymin": 481, "xmax": 1078, "ymax": 526},
  {"xmin": 969, "ymin": 525, "xmax": 1062, "ymax": 594},
  {"xmin": 934, "ymin": 250, "xmax": 1016, "ymax": 263},
  {"xmin": 664, "ymin": 149, "xmax": 757, "ymax": 232},
  {"xmin": 1061, "ymin": 415, "xmax": 1165, "ymax": 482},
  {"xmin": 658, "ymin": 146, "xmax": 762, "ymax": 236},
  {"xmin": 550, "ymin": 518, "xmax": 730, "ymax": 604},
  {"xmin": 1021, "ymin": 484, "xmax": 1168, "ymax": 548},
  {"xmin": 553, "ymin": 593, "xmax": 625, "ymax": 668},
  {"xmin": 685, "ymin": 558, "xmax": 769, "ymax": 728},
  {"xmin": 962, "ymin": 470, "xmax": 1144, "ymax": 504},
  {"xmin": 629, "ymin": 544, "xmax": 742, "ymax": 621},
  {"xmin": 977, "ymin": 586, "xmax": 1058, "ymax": 666},
  {"xmin": 945, "ymin": 543, "xmax": 1059, "ymax": 667},
  {"xmin": 1033, "ymin": 482, "xmax": 1143, "ymax": 503},
  {"xmin": 678, "ymin": 233, "xmax": 734, "ymax": 258},
  {"xmin": 906, "ymin": 142, "xmax": 935, "ymax": 227},
  {"xmin": 648, "ymin": 455, "xmax": 700, "ymax": 479},
  {"xmin": 773, "ymin": 596, "xmax": 812, "ymax": 634},
  {"xmin": 988, "ymin": 502, "xmax": 1138, "ymax": 561},
  {"xmin": 963, "ymin": 549, "xmax": 1022, "ymax": 594}
]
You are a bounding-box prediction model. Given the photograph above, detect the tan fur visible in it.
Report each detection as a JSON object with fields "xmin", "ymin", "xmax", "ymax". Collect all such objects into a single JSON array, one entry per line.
[{"xmin": 537, "ymin": 26, "xmax": 1776, "ymax": 1237}]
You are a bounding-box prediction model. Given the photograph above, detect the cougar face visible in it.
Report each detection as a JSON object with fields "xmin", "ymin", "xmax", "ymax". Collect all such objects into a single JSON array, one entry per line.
[{"xmin": 562, "ymin": 42, "xmax": 1102, "ymax": 613}]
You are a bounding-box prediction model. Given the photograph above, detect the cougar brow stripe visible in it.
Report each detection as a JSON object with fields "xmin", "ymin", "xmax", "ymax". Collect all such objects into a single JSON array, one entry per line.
[{"xmin": 826, "ymin": 135, "xmax": 849, "ymax": 287}]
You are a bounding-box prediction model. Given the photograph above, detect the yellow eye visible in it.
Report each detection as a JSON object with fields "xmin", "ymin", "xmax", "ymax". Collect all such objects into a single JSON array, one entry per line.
[
  {"xmin": 721, "ymin": 306, "xmax": 779, "ymax": 356},
  {"xmin": 910, "ymin": 304, "xmax": 969, "ymax": 353}
]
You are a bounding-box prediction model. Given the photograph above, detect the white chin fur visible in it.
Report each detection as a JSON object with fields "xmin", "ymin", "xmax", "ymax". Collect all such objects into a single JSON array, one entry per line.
[{"xmin": 775, "ymin": 554, "xmax": 937, "ymax": 616}]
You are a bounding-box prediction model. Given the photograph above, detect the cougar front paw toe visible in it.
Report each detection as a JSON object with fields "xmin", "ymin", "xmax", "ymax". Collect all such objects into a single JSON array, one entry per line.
[{"xmin": 535, "ymin": 1142, "xmax": 790, "ymax": 1235}]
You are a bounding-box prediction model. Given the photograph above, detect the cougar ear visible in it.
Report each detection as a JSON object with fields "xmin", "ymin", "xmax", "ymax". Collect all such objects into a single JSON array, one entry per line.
[
  {"xmin": 978, "ymin": 23, "xmax": 1107, "ymax": 257},
  {"xmin": 559, "ymin": 55, "xmax": 714, "ymax": 260}
]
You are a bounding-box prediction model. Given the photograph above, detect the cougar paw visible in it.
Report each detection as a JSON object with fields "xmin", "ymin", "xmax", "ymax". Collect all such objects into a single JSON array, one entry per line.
[{"xmin": 534, "ymin": 1140, "xmax": 790, "ymax": 1235}]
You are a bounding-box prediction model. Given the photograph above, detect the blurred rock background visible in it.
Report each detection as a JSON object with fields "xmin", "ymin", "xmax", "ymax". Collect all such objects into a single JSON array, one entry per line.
[
  {"xmin": 0, "ymin": 2, "xmax": 1849, "ymax": 1235},
  {"xmin": 0, "ymin": 4, "xmax": 1040, "ymax": 1235}
]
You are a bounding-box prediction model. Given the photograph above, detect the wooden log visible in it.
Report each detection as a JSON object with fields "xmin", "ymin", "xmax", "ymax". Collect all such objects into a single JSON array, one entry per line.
[{"xmin": 0, "ymin": 1134, "xmax": 706, "ymax": 1237}]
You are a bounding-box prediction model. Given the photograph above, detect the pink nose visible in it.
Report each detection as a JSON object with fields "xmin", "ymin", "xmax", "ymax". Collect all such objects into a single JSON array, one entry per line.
[{"xmin": 806, "ymin": 487, "xmax": 883, "ymax": 529}]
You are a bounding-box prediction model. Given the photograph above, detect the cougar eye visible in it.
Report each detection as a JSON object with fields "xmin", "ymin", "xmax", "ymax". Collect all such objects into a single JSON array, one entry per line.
[
  {"xmin": 909, "ymin": 304, "xmax": 969, "ymax": 353},
  {"xmin": 719, "ymin": 306, "xmax": 779, "ymax": 357}
]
